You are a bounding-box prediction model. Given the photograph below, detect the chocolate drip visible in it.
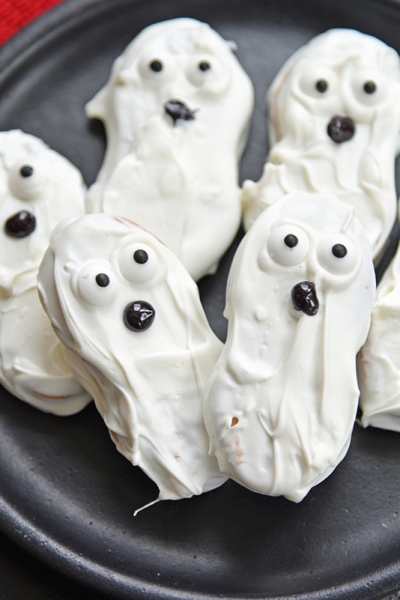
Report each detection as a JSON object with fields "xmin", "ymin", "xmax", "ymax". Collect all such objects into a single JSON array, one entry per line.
[
  {"xmin": 291, "ymin": 281, "xmax": 319, "ymax": 316},
  {"xmin": 5, "ymin": 210, "xmax": 36, "ymax": 238},
  {"xmin": 123, "ymin": 300, "xmax": 155, "ymax": 331},
  {"xmin": 164, "ymin": 100, "xmax": 196, "ymax": 125},
  {"xmin": 327, "ymin": 115, "xmax": 355, "ymax": 144}
]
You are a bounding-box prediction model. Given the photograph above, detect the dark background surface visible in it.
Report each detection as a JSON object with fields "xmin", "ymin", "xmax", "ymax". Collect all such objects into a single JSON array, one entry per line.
[{"xmin": 2, "ymin": 0, "xmax": 400, "ymax": 599}]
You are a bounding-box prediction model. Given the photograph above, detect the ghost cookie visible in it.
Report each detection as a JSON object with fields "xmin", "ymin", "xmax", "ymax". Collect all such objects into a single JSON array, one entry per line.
[
  {"xmin": 37, "ymin": 213, "xmax": 227, "ymax": 511},
  {"xmin": 85, "ymin": 18, "xmax": 254, "ymax": 281},
  {"xmin": 203, "ymin": 193, "xmax": 375, "ymax": 502},
  {"xmin": 242, "ymin": 29, "xmax": 400, "ymax": 261},
  {"xmin": 358, "ymin": 242, "xmax": 400, "ymax": 432},
  {"xmin": 0, "ymin": 129, "xmax": 90, "ymax": 415}
]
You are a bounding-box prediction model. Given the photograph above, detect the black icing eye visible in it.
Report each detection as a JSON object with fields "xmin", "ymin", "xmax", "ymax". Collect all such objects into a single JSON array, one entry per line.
[
  {"xmin": 315, "ymin": 79, "xmax": 328, "ymax": 93},
  {"xmin": 331, "ymin": 243, "xmax": 347, "ymax": 258},
  {"xmin": 134, "ymin": 249, "xmax": 149, "ymax": 264},
  {"xmin": 284, "ymin": 234, "xmax": 298, "ymax": 248},
  {"xmin": 198, "ymin": 61, "xmax": 211, "ymax": 72},
  {"xmin": 150, "ymin": 59, "xmax": 163, "ymax": 72},
  {"xmin": 363, "ymin": 80, "xmax": 376, "ymax": 94},
  {"xmin": 5, "ymin": 210, "xmax": 36, "ymax": 238},
  {"xmin": 123, "ymin": 300, "xmax": 155, "ymax": 332},
  {"xmin": 95, "ymin": 273, "xmax": 110, "ymax": 287},
  {"xmin": 19, "ymin": 165, "xmax": 34, "ymax": 178}
]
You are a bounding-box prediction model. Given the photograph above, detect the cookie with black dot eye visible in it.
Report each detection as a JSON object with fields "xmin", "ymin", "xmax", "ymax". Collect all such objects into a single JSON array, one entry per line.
[
  {"xmin": 85, "ymin": 18, "xmax": 254, "ymax": 281},
  {"xmin": 242, "ymin": 29, "xmax": 400, "ymax": 262},
  {"xmin": 38, "ymin": 212, "xmax": 227, "ymax": 512},
  {"xmin": 0, "ymin": 129, "xmax": 90, "ymax": 416},
  {"xmin": 204, "ymin": 192, "xmax": 375, "ymax": 503}
]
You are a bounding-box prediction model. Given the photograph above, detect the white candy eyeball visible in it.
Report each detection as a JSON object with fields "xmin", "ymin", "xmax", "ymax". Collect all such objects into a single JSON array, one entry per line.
[
  {"xmin": 118, "ymin": 243, "xmax": 158, "ymax": 283},
  {"xmin": 350, "ymin": 69, "xmax": 388, "ymax": 106},
  {"xmin": 186, "ymin": 55, "xmax": 230, "ymax": 94},
  {"xmin": 77, "ymin": 262, "xmax": 117, "ymax": 307},
  {"xmin": 137, "ymin": 50, "xmax": 177, "ymax": 84},
  {"xmin": 317, "ymin": 234, "xmax": 359, "ymax": 275},
  {"xmin": 264, "ymin": 225, "xmax": 310, "ymax": 267},
  {"xmin": 298, "ymin": 66, "xmax": 338, "ymax": 98},
  {"xmin": 8, "ymin": 156, "xmax": 48, "ymax": 200}
]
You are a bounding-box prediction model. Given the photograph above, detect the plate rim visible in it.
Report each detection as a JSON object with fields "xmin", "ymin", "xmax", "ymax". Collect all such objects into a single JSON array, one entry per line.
[{"xmin": 1, "ymin": 1, "xmax": 400, "ymax": 598}]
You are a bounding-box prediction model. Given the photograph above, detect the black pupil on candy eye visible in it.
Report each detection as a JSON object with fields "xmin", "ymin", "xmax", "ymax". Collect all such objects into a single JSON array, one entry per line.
[
  {"xmin": 364, "ymin": 81, "xmax": 376, "ymax": 94},
  {"xmin": 20, "ymin": 165, "xmax": 34, "ymax": 178},
  {"xmin": 332, "ymin": 244, "xmax": 347, "ymax": 258},
  {"xmin": 134, "ymin": 249, "xmax": 149, "ymax": 264},
  {"xmin": 199, "ymin": 61, "xmax": 211, "ymax": 71},
  {"xmin": 316, "ymin": 79, "xmax": 328, "ymax": 93},
  {"xmin": 284, "ymin": 234, "xmax": 298, "ymax": 248},
  {"xmin": 150, "ymin": 60, "xmax": 163, "ymax": 72},
  {"xmin": 96, "ymin": 273, "xmax": 110, "ymax": 287}
]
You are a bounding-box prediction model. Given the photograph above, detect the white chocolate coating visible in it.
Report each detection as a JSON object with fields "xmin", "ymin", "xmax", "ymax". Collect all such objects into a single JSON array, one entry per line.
[
  {"xmin": 86, "ymin": 18, "xmax": 254, "ymax": 281},
  {"xmin": 358, "ymin": 243, "xmax": 400, "ymax": 431},
  {"xmin": 242, "ymin": 29, "xmax": 400, "ymax": 261},
  {"xmin": 37, "ymin": 213, "xmax": 227, "ymax": 507},
  {"xmin": 204, "ymin": 193, "xmax": 375, "ymax": 501},
  {"xmin": 0, "ymin": 130, "xmax": 90, "ymax": 415}
]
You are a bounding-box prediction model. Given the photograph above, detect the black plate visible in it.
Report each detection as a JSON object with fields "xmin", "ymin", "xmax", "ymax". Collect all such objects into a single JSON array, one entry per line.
[{"xmin": 1, "ymin": 0, "xmax": 400, "ymax": 598}]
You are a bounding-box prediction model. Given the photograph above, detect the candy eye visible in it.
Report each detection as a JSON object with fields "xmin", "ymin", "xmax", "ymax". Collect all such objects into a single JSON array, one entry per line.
[
  {"xmin": 186, "ymin": 55, "xmax": 230, "ymax": 94},
  {"xmin": 8, "ymin": 157, "xmax": 48, "ymax": 200},
  {"xmin": 137, "ymin": 51, "xmax": 176, "ymax": 84},
  {"xmin": 298, "ymin": 66, "xmax": 338, "ymax": 98},
  {"xmin": 118, "ymin": 243, "xmax": 158, "ymax": 283},
  {"xmin": 77, "ymin": 263, "xmax": 117, "ymax": 306},
  {"xmin": 265, "ymin": 225, "xmax": 309, "ymax": 267},
  {"xmin": 317, "ymin": 234, "xmax": 359, "ymax": 275},
  {"xmin": 351, "ymin": 69, "xmax": 388, "ymax": 106}
]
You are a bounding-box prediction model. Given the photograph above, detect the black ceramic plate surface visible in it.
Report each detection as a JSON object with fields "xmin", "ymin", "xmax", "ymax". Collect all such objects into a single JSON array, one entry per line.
[{"xmin": 1, "ymin": 0, "xmax": 400, "ymax": 598}]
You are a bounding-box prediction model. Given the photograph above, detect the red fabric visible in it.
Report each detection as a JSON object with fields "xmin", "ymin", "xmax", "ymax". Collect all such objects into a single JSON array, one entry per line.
[{"xmin": 0, "ymin": 0, "xmax": 64, "ymax": 45}]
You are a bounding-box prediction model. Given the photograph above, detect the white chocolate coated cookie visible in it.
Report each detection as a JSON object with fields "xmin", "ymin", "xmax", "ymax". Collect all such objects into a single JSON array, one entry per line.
[
  {"xmin": 242, "ymin": 29, "xmax": 400, "ymax": 261},
  {"xmin": 38, "ymin": 213, "xmax": 227, "ymax": 510},
  {"xmin": 358, "ymin": 243, "xmax": 400, "ymax": 432},
  {"xmin": 204, "ymin": 193, "xmax": 375, "ymax": 502},
  {"xmin": 86, "ymin": 18, "xmax": 254, "ymax": 281},
  {"xmin": 0, "ymin": 130, "xmax": 90, "ymax": 415}
]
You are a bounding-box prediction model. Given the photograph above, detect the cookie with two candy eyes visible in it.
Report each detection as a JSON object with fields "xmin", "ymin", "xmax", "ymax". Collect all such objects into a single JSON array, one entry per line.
[
  {"xmin": 203, "ymin": 192, "xmax": 375, "ymax": 502},
  {"xmin": 242, "ymin": 29, "xmax": 400, "ymax": 262},
  {"xmin": 85, "ymin": 17, "xmax": 254, "ymax": 281},
  {"xmin": 0, "ymin": 129, "xmax": 90, "ymax": 415},
  {"xmin": 37, "ymin": 213, "xmax": 227, "ymax": 511}
]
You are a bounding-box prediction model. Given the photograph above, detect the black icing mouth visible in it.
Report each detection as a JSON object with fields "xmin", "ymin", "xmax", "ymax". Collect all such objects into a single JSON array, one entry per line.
[
  {"xmin": 291, "ymin": 281, "xmax": 319, "ymax": 316},
  {"xmin": 5, "ymin": 210, "xmax": 36, "ymax": 238},
  {"xmin": 123, "ymin": 300, "xmax": 155, "ymax": 332},
  {"xmin": 327, "ymin": 115, "xmax": 355, "ymax": 144},
  {"xmin": 164, "ymin": 100, "xmax": 197, "ymax": 126}
]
